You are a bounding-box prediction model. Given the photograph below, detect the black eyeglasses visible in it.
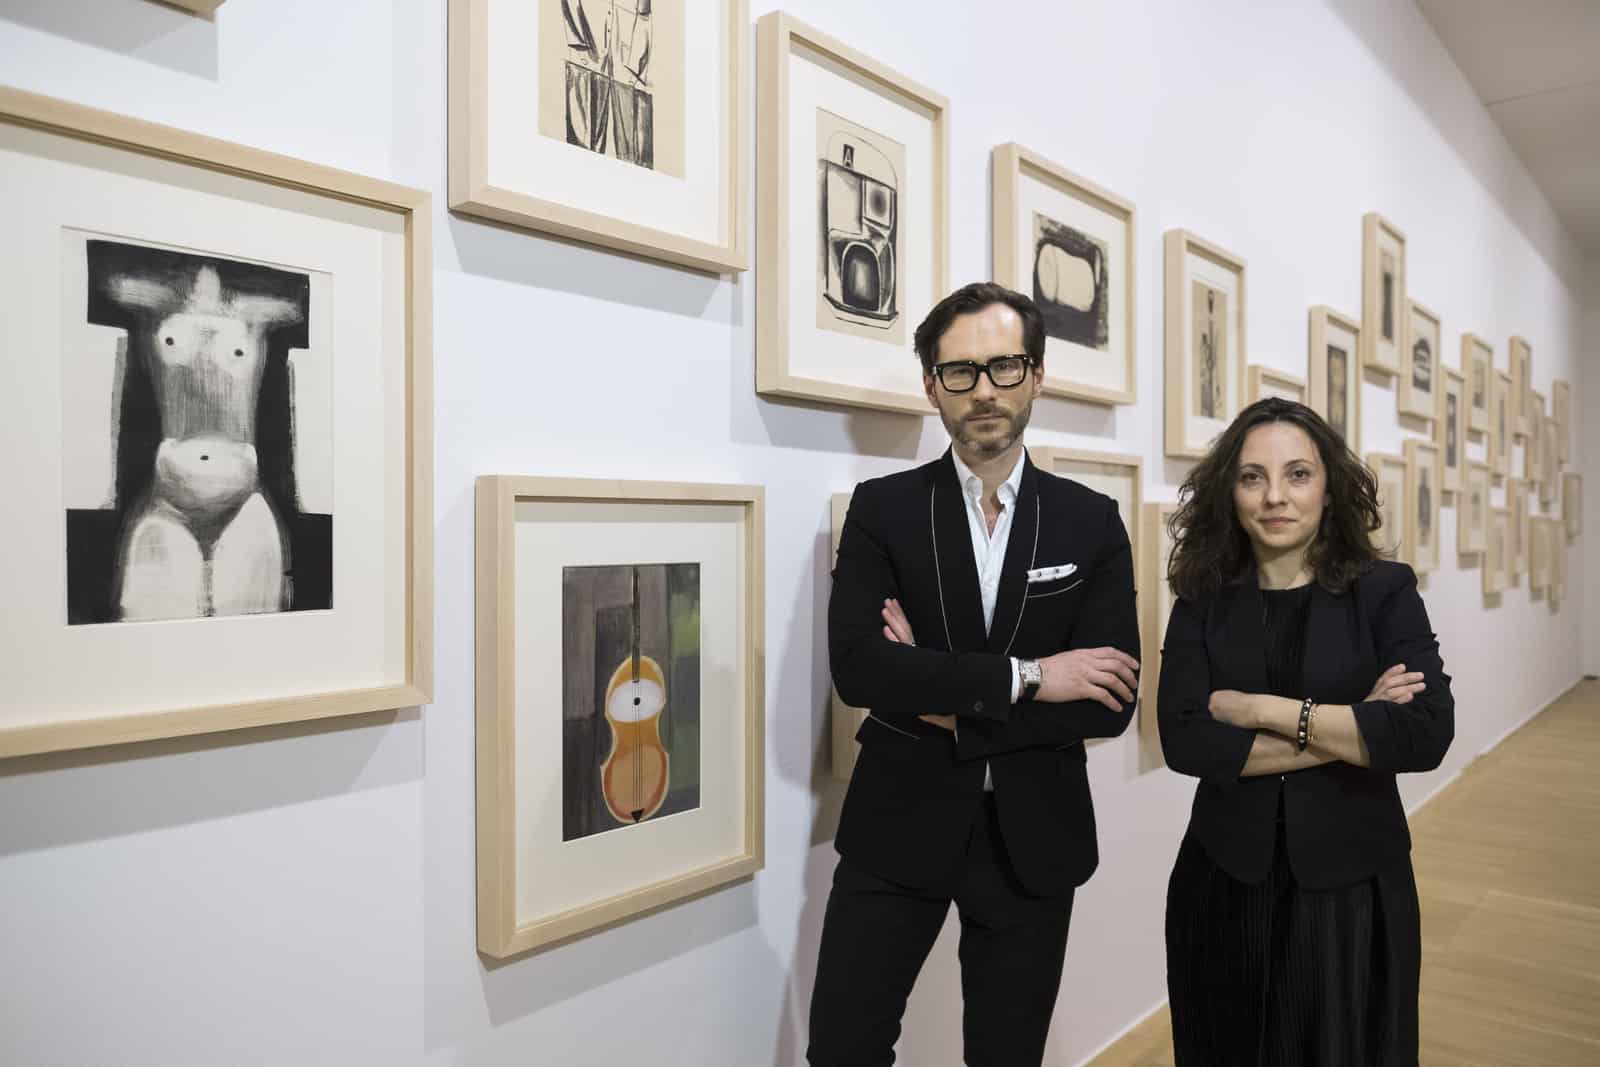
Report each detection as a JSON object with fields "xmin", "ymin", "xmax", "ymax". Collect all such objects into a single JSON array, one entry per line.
[{"xmin": 930, "ymin": 355, "xmax": 1036, "ymax": 393}]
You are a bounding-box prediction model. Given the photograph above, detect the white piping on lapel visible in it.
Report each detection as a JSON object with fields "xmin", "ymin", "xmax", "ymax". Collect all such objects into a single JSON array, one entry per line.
[
  {"xmin": 930, "ymin": 484, "xmax": 955, "ymax": 651},
  {"xmin": 1000, "ymin": 490, "xmax": 1041, "ymax": 655}
]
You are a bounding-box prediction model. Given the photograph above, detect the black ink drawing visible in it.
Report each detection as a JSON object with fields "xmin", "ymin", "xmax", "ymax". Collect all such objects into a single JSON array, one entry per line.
[
  {"xmin": 561, "ymin": 0, "xmax": 654, "ymax": 169},
  {"xmin": 1411, "ymin": 330, "xmax": 1432, "ymax": 394},
  {"xmin": 562, "ymin": 562, "xmax": 701, "ymax": 841},
  {"xmin": 1380, "ymin": 250, "xmax": 1396, "ymax": 343},
  {"xmin": 1417, "ymin": 466, "xmax": 1432, "ymax": 547},
  {"xmin": 819, "ymin": 126, "xmax": 898, "ymax": 329},
  {"xmin": 1446, "ymin": 392, "xmax": 1459, "ymax": 467},
  {"xmin": 1192, "ymin": 281, "xmax": 1226, "ymax": 419},
  {"xmin": 66, "ymin": 239, "xmax": 330, "ymax": 625},
  {"xmin": 1032, "ymin": 213, "xmax": 1108, "ymax": 349},
  {"xmin": 1327, "ymin": 344, "xmax": 1349, "ymax": 440}
]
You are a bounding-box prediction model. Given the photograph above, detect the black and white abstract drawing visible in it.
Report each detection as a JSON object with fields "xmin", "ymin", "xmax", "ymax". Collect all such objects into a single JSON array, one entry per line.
[
  {"xmin": 1411, "ymin": 331, "xmax": 1432, "ymax": 394},
  {"xmin": 560, "ymin": 0, "xmax": 656, "ymax": 169},
  {"xmin": 65, "ymin": 238, "xmax": 331, "ymax": 625},
  {"xmin": 1191, "ymin": 281, "xmax": 1226, "ymax": 419},
  {"xmin": 1032, "ymin": 213, "xmax": 1108, "ymax": 350},
  {"xmin": 816, "ymin": 108, "xmax": 905, "ymax": 345}
]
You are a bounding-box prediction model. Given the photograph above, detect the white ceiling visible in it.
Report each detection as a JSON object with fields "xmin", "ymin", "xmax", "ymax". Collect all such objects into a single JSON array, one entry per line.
[{"xmin": 1416, "ymin": 0, "xmax": 1600, "ymax": 255}]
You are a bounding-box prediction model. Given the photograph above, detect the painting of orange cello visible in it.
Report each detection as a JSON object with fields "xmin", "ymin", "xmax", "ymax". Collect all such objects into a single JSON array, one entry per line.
[{"xmin": 561, "ymin": 561, "xmax": 701, "ymax": 840}]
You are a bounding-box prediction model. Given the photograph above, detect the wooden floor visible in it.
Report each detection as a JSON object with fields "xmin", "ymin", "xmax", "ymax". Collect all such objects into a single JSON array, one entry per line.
[{"xmin": 1088, "ymin": 679, "xmax": 1600, "ymax": 1066}]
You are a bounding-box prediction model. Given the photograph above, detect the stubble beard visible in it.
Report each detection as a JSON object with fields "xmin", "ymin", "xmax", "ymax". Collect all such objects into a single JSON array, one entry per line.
[{"xmin": 943, "ymin": 396, "xmax": 1034, "ymax": 460}]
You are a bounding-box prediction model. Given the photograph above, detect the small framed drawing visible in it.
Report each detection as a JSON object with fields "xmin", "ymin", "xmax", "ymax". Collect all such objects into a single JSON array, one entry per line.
[
  {"xmin": 474, "ymin": 476, "xmax": 764, "ymax": 957},
  {"xmin": 1483, "ymin": 509, "xmax": 1508, "ymax": 597},
  {"xmin": 1509, "ymin": 335, "xmax": 1531, "ymax": 439},
  {"xmin": 1463, "ymin": 333, "xmax": 1492, "ymax": 437},
  {"xmin": 829, "ymin": 490, "xmax": 866, "ymax": 781},
  {"xmin": 1437, "ymin": 365, "xmax": 1465, "ymax": 494},
  {"xmin": 1488, "ymin": 371, "xmax": 1511, "ymax": 481},
  {"xmin": 1563, "ymin": 473, "xmax": 1582, "ymax": 541},
  {"xmin": 1034, "ymin": 447, "xmax": 1143, "ymax": 564},
  {"xmin": 756, "ymin": 12, "xmax": 949, "ymax": 416},
  {"xmin": 1540, "ymin": 411, "xmax": 1559, "ymax": 508},
  {"xmin": 1403, "ymin": 439, "xmax": 1440, "ymax": 574},
  {"xmin": 1136, "ymin": 501, "xmax": 1179, "ymax": 772},
  {"xmin": 0, "ymin": 87, "xmax": 432, "ymax": 759},
  {"xmin": 1524, "ymin": 391, "xmax": 1544, "ymax": 483},
  {"xmin": 1308, "ymin": 306, "xmax": 1361, "ymax": 449},
  {"xmin": 1551, "ymin": 520, "xmax": 1567, "ymax": 608},
  {"xmin": 1399, "ymin": 299, "xmax": 1439, "ymax": 421},
  {"xmin": 1366, "ymin": 452, "xmax": 1408, "ymax": 561},
  {"xmin": 1507, "ymin": 478, "xmax": 1528, "ymax": 579},
  {"xmin": 1529, "ymin": 516, "xmax": 1552, "ymax": 594},
  {"xmin": 448, "ymin": 0, "xmax": 748, "ymax": 274},
  {"xmin": 1552, "ymin": 379, "xmax": 1572, "ymax": 466},
  {"xmin": 991, "ymin": 144, "xmax": 1135, "ymax": 405},
  {"xmin": 1247, "ymin": 365, "xmax": 1306, "ymax": 405},
  {"xmin": 1164, "ymin": 229, "xmax": 1246, "ymax": 459},
  {"xmin": 1361, "ymin": 212, "xmax": 1406, "ymax": 375},
  {"xmin": 1459, "ymin": 461, "xmax": 1490, "ymax": 557}
]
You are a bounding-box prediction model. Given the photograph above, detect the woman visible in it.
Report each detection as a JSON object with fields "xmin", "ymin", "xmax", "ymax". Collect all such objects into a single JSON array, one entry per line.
[{"xmin": 1158, "ymin": 398, "xmax": 1453, "ymax": 1065}]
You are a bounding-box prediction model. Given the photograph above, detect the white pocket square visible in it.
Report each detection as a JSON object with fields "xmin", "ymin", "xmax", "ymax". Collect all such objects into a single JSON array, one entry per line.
[{"xmin": 1026, "ymin": 563, "xmax": 1077, "ymax": 583}]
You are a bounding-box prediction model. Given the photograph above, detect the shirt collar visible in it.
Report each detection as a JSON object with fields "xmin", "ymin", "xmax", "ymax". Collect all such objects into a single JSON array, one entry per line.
[{"xmin": 951, "ymin": 448, "xmax": 1026, "ymax": 506}]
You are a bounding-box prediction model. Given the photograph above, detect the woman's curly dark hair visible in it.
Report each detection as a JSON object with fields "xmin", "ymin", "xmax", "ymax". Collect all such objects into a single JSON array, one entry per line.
[{"xmin": 1168, "ymin": 398, "xmax": 1383, "ymax": 601}]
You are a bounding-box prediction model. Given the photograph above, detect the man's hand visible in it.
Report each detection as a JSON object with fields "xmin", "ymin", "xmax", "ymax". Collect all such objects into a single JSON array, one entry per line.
[
  {"xmin": 1365, "ymin": 664, "xmax": 1426, "ymax": 705},
  {"xmin": 879, "ymin": 598, "xmax": 956, "ymax": 733},
  {"xmin": 1036, "ymin": 647, "xmax": 1140, "ymax": 712}
]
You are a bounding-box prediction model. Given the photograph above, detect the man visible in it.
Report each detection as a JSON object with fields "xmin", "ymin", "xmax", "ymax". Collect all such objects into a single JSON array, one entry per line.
[{"xmin": 808, "ymin": 282, "xmax": 1141, "ymax": 1066}]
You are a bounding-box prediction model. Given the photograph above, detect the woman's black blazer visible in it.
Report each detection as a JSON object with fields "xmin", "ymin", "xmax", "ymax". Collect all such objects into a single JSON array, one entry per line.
[{"xmin": 1157, "ymin": 560, "xmax": 1454, "ymax": 888}]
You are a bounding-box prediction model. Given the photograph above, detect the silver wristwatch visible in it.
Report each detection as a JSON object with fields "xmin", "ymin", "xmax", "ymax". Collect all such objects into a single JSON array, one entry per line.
[{"xmin": 1017, "ymin": 658, "xmax": 1042, "ymax": 702}]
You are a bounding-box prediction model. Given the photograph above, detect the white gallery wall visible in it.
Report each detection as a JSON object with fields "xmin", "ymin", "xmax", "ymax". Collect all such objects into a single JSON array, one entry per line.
[{"xmin": 0, "ymin": 1, "xmax": 1588, "ymax": 1064}]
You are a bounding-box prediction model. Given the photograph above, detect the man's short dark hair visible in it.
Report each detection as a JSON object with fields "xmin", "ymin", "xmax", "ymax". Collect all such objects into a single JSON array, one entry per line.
[{"xmin": 912, "ymin": 282, "xmax": 1045, "ymax": 375}]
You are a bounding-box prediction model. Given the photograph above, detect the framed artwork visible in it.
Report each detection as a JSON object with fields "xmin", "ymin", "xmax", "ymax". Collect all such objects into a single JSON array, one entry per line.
[
  {"xmin": 1563, "ymin": 473, "xmax": 1582, "ymax": 541},
  {"xmin": 1308, "ymin": 306, "xmax": 1361, "ymax": 449},
  {"xmin": 755, "ymin": 12, "xmax": 948, "ymax": 416},
  {"xmin": 1247, "ymin": 365, "xmax": 1306, "ymax": 405},
  {"xmin": 474, "ymin": 476, "xmax": 764, "ymax": 956},
  {"xmin": 1509, "ymin": 335, "xmax": 1531, "ymax": 439},
  {"xmin": 1366, "ymin": 452, "xmax": 1408, "ymax": 561},
  {"xmin": 1436, "ymin": 365, "xmax": 1465, "ymax": 495},
  {"xmin": 1034, "ymin": 448, "xmax": 1143, "ymax": 565},
  {"xmin": 1507, "ymin": 478, "xmax": 1528, "ymax": 580},
  {"xmin": 449, "ymin": 0, "xmax": 747, "ymax": 274},
  {"xmin": 1463, "ymin": 333, "xmax": 1492, "ymax": 437},
  {"xmin": 1529, "ymin": 516, "xmax": 1552, "ymax": 594},
  {"xmin": 0, "ymin": 87, "xmax": 432, "ymax": 759},
  {"xmin": 1399, "ymin": 299, "xmax": 1439, "ymax": 421},
  {"xmin": 1403, "ymin": 439, "xmax": 1440, "ymax": 575},
  {"xmin": 1552, "ymin": 379, "xmax": 1572, "ymax": 466},
  {"xmin": 829, "ymin": 491, "xmax": 866, "ymax": 781},
  {"xmin": 1540, "ymin": 409, "xmax": 1559, "ymax": 508},
  {"xmin": 1488, "ymin": 371, "xmax": 1511, "ymax": 481},
  {"xmin": 1551, "ymin": 519, "xmax": 1567, "ymax": 608},
  {"xmin": 1164, "ymin": 229, "xmax": 1246, "ymax": 459},
  {"xmin": 1361, "ymin": 212, "xmax": 1406, "ymax": 375},
  {"xmin": 1459, "ymin": 460, "xmax": 1490, "ymax": 557},
  {"xmin": 1483, "ymin": 509, "xmax": 1508, "ymax": 597},
  {"xmin": 991, "ymin": 144, "xmax": 1135, "ymax": 405},
  {"xmin": 1136, "ymin": 501, "xmax": 1179, "ymax": 772}
]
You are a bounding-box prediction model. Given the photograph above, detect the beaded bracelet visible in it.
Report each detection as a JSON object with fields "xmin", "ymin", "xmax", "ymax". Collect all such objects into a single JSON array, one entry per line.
[{"xmin": 1295, "ymin": 697, "xmax": 1315, "ymax": 752}]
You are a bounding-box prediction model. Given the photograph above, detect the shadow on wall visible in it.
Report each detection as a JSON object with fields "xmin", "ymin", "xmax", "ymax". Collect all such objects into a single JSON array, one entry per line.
[{"xmin": 1, "ymin": 0, "xmax": 219, "ymax": 79}]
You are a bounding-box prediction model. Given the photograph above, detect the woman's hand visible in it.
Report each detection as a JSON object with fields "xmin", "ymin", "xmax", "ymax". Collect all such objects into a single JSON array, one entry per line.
[
  {"xmin": 1365, "ymin": 664, "xmax": 1426, "ymax": 705},
  {"xmin": 881, "ymin": 598, "xmax": 956, "ymax": 733},
  {"xmin": 1208, "ymin": 689, "xmax": 1263, "ymax": 729}
]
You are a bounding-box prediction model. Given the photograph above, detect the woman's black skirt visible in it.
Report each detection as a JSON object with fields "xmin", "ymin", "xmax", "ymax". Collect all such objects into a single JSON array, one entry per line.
[{"xmin": 1165, "ymin": 824, "xmax": 1420, "ymax": 1066}]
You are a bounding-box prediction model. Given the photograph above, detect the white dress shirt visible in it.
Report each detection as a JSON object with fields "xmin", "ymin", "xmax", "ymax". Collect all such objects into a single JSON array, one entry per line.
[{"xmin": 950, "ymin": 449, "xmax": 1027, "ymax": 790}]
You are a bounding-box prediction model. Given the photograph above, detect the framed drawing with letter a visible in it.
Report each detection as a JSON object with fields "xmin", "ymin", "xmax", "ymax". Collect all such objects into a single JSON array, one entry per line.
[
  {"xmin": 992, "ymin": 144, "xmax": 1135, "ymax": 405},
  {"xmin": 1164, "ymin": 229, "xmax": 1246, "ymax": 458},
  {"xmin": 756, "ymin": 12, "xmax": 949, "ymax": 415},
  {"xmin": 1361, "ymin": 212, "xmax": 1405, "ymax": 376},
  {"xmin": 1309, "ymin": 306, "xmax": 1361, "ymax": 450},
  {"xmin": 475, "ymin": 476, "xmax": 764, "ymax": 956},
  {"xmin": 0, "ymin": 86, "xmax": 432, "ymax": 759},
  {"xmin": 449, "ymin": 0, "xmax": 748, "ymax": 274}
]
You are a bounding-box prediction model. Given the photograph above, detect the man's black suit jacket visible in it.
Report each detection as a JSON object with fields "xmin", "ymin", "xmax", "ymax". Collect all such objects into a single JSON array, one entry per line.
[
  {"xmin": 829, "ymin": 449, "xmax": 1140, "ymax": 898},
  {"xmin": 1157, "ymin": 560, "xmax": 1455, "ymax": 888}
]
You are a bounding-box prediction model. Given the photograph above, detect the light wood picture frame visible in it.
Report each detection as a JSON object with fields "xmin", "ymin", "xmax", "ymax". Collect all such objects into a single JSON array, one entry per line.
[
  {"xmin": 1034, "ymin": 447, "xmax": 1144, "ymax": 564},
  {"xmin": 1308, "ymin": 306, "xmax": 1361, "ymax": 450},
  {"xmin": 448, "ymin": 0, "xmax": 748, "ymax": 274},
  {"xmin": 0, "ymin": 86, "xmax": 433, "ymax": 760},
  {"xmin": 755, "ymin": 11, "xmax": 949, "ymax": 416},
  {"xmin": 1484, "ymin": 508, "xmax": 1509, "ymax": 597},
  {"xmin": 1367, "ymin": 452, "xmax": 1409, "ymax": 561},
  {"xmin": 1539, "ymin": 406, "xmax": 1559, "ymax": 508},
  {"xmin": 1164, "ymin": 229, "xmax": 1246, "ymax": 459},
  {"xmin": 1509, "ymin": 335, "xmax": 1531, "ymax": 440},
  {"xmin": 1507, "ymin": 477, "xmax": 1528, "ymax": 580},
  {"xmin": 992, "ymin": 144, "xmax": 1135, "ymax": 405},
  {"xmin": 1463, "ymin": 333, "xmax": 1492, "ymax": 437},
  {"xmin": 829, "ymin": 490, "xmax": 866, "ymax": 781},
  {"xmin": 1529, "ymin": 515, "xmax": 1553, "ymax": 594},
  {"xmin": 1525, "ymin": 390, "xmax": 1545, "ymax": 483},
  {"xmin": 1489, "ymin": 370, "xmax": 1511, "ymax": 481},
  {"xmin": 1551, "ymin": 516, "xmax": 1567, "ymax": 608},
  {"xmin": 1437, "ymin": 364, "xmax": 1465, "ymax": 495},
  {"xmin": 1552, "ymin": 379, "xmax": 1572, "ymax": 466},
  {"xmin": 1459, "ymin": 460, "xmax": 1490, "ymax": 557},
  {"xmin": 1136, "ymin": 501, "xmax": 1179, "ymax": 772},
  {"xmin": 474, "ymin": 475, "xmax": 765, "ymax": 957},
  {"xmin": 1399, "ymin": 299, "xmax": 1439, "ymax": 421},
  {"xmin": 1247, "ymin": 365, "xmax": 1306, "ymax": 405},
  {"xmin": 1404, "ymin": 439, "xmax": 1441, "ymax": 575},
  {"xmin": 1563, "ymin": 473, "xmax": 1582, "ymax": 541},
  {"xmin": 1361, "ymin": 212, "xmax": 1406, "ymax": 376}
]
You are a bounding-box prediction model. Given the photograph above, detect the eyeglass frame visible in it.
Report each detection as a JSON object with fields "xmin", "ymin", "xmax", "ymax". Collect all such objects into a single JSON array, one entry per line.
[{"xmin": 926, "ymin": 354, "xmax": 1040, "ymax": 394}]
